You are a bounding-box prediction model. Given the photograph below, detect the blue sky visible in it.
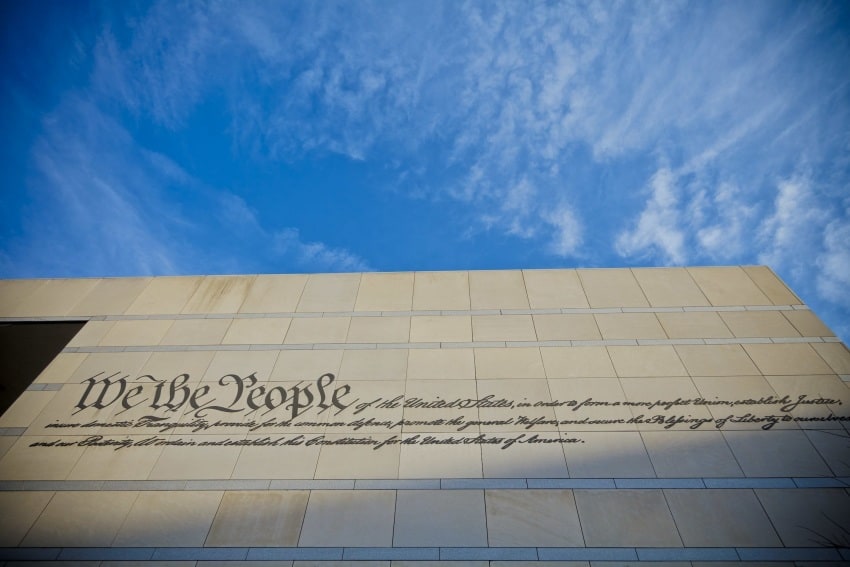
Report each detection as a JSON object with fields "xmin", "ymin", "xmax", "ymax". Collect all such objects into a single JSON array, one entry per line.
[{"xmin": 1, "ymin": 1, "xmax": 849, "ymax": 339}]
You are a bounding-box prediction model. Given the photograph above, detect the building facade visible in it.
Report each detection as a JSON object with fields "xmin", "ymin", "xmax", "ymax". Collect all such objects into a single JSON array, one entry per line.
[{"xmin": 0, "ymin": 266, "xmax": 849, "ymax": 564}]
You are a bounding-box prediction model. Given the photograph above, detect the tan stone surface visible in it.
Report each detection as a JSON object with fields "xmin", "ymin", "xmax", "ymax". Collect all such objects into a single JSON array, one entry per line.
[
  {"xmin": 159, "ymin": 318, "xmax": 232, "ymax": 345},
  {"xmin": 632, "ymin": 268, "xmax": 710, "ymax": 307},
  {"xmin": 409, "ymin": 315, "xmax": 471, "ymax": 342},
  {"xmin": 181, "ymin": 276, "xmax": 254, "ymax": 314},
  {"xmin": 562, "ymin": 431, "xmax": 655, "ymax": 477},
  {"xmin": 22, "ymin": 490, "xmax": 138, "ymax": 547},
  {"xmin": 99, "ymin": 319, "xmax": 174, "ymax": 346},
  {"xmin": 399, "ymin": 433, "xmax": 483, "ymax": 478},
  {"xmin": 477, "ymin": 378, "xmax": 555, "ymax": 431},
  {"xmin": 0, "ymin": 391, "xmax": 57, "ymax": 427},
  {"xmin": 692, "ymin": 375, "xmax": 788, "ymax": 431},
  {"xmin": 482, "ymin": 437, "xmax": 568, "ymax": 478},
  {"xmin": 783, "ymin": 309, "xmax": 834, "ymax": 336},
  {"xmin": 523, "ymin": 269, "xmax": 589, "ymax": 309},
  {"xmin": 201, "ymin": 350, "xmax": 280, "ymax": 383},
  {"xmin": 744, "ymin": 343, "xmax": 835, "ymax": 375},
  {"xmin": 656, "ymin": 312, "xmax": 732, "ymax": 339},
  {"xmin": 549, "ymin": 378, "xmax": 633, "ymax": 431},
  {"xmin": 811, "ymin": 342, "xmax": 850, "ymax": 374},
  {"xmin": 68, "ymin": 439, "xmax": 165, "ymax": 480},
  {"xmin": 804, "ymin": 429, "xmax": 850, "ymax": 476},
  {"xmin": 619, "ymin": 377, "xmax": 713, "ymax": 430},
  {"xmin": 472, "ymin": 314, "xmax": 537, "ymax": 342},
  {"xmin": 743, "ymin": 265, "xmax": 800, "ymax": 304},
  {"xmin": 688, "ymin": 266, "xmax": 771, "ymax": 306},
  {"xmin": 346, "ymin": 316, "xmax": 410, "ymax": 343},
  {"xmin": 222, "ymin": 317, "xmax": 292, "ymax": 344},
  {"xmin": 240, "ymin": 274, "xmax": 308, "ymax": 313},
  {"xmin": 9, "ymin": 278, "xmax": 100, "ymax": 316},
  {"xmin": 393, "ymin": 489, "xmax": 487, "ymax": 547},
  {"xmin": 148, "ymin": 435, "xmax": 243, "ymax": 479},
  {"xmin": 231, "ymin": 436, "xmax": 321, "ymax": 479},
  {"xmin": 574, "ymin": 489, "xmax": 682, "ymax": 546},
  {"xmin": 665, "ymin": 489, "xmax": 781, "ymax": 546},
  {"xmin": 68, "ymin": 277, "xmax": 151, "ymax": 315},
  {"xmin": 300, "ymin": 490, "xmax": 396, "ymax": 547},
  {"xmin": 719, "ymin": 311, "xmax": 800, "ymax": 338},
  {"xmin": 139, "ymin": 350, "xmax": 214, "ymax": 381},
  {"xmin": 271, "ymin": 350, "xmax": 343, "ymax": 381},
  {"xmin": 474, "ymin": 347, "xmax": 545, "ymax": 379},
  {"xmin": 533, "ymin": 313, "xmax": 601, "ymax": 341},
  {"xmin": 541, "ymin": 346, "xmax": 616, "ymax": 378},
  {"xmin": 468, "ymin": 270, "xmax": 529, "ymax": 310},
  {"xmin": 0, "ymin": 491, "xmax": 53, "ymax": 546},
  {"xmin": 125, "ymin": 276, "xmax": 203, "ymax": 315},
  {"xmin": 114, "ymin": 490, "xmax": 223, "ymax": 546},
  {"xmin": 339, "ymin": 349, "xmax": 407, "ymax": 381},
  {"xmin": 314, "ymin": 433, "xmax": 401, "ymax": 479},
  {"xmin": 608, "ymin": 345, "xmax": 687, "ymax": 377},
  {"xmin": 206, "ymin": 491, "xmax": 309, "ymax": 547},
  {"xmin": 642, "ymin": 431, "xmax": 743, "ymax": 477},
  {"xmin": 67, "ymin": 320, "xmax": 116, "ymax": 347},
  {"xmin": 675, "ymin": 344, "xmax": 760, "ymax": 376},
  {"xmin": 763, "ymin": 374, "xmax": 850, "ymax": 427},
  {"xmin": 486, "ymin": 489, "xmax": 584, "ymax": 546},
  {"xmin": 0, "ymin": 436, "xmax": 85, "ymax": 480},
  {"xmin": 402, "ymin": 379, "xmax": 479, "ymax": 432},
  {"xmin": 33, "ymin": 352, "xmax": 87, "ymax": 383},
  {"xmin": 0, "ymin": 278, "xmax": 46, "ymax": 315},
  {"xmin": 296, "ymin": 273, "xmax": 361, "ymax": 312},
  {"xmin": 724, "ymin": 430, "xmax": 832, "ymax": 477},
  {"xmin": 756, "ymin": 488, "xmax": 850, "ymax": 547},
  {"xmin": 407, "ymin": 348, "xmax": 475, "ymax": 380},
  {"xmin": 285, "ymin": 316, "xmax": 350, "ymax": 344},
  {"xmin": 595, "ymin": 313, "xmax": 666, "ymax": 340},
  {"xmin": 355, "ymin": 272, "xmax": 414, "ymax": 311},
  {"xmin": 412, "ymin": 271, "xmax": 470, "ymax": 310},
  {"xmin": 577, "ymin": 269, "xmax": 648, "ymax": 308}
]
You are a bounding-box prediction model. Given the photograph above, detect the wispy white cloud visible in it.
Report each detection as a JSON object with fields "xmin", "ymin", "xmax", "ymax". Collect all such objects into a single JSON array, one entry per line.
[{"xmin": 274, "ymin": 228, "xmax": 371, "ymax": 272}]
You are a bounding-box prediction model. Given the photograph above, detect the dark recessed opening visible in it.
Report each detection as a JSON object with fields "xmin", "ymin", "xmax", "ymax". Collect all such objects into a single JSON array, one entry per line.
[{"xmin": 0, "ymin": 321, "xmax": 86, "ymax": 417}]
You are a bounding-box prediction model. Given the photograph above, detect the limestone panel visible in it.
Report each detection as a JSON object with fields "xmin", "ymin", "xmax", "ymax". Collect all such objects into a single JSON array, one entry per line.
[
  {"xmin": 125, "ymin": 276, "xmax": 203, "ymax": 315},
  {"xmin": 409, "ymin": 315, "xmax": 471, "ymax": 343},
  {"xmin": 541, "ymin": 346, "xmax": 616, "ymax": 378},
  {"xmin": 811, "ymin": 342, "xmax": 850, "ymax": 374},
  {"xmin": 201, "ymin": 350, "xmax": 280, "ymax": 383},
  {"xmin": 339, "ymin": 349, "xmax": 407, "ymax": 381},
  {"xmin": 398, "ymin": 432, "xmax": 483, "ymax": 478},
  {"xmin": 523, "ymin": 269, "xmax": 589, "ymax": 309},
  {"xmin": 148, "ymin": 435, "xmax": 243, "ymax": 480},
  {"xmin": 412, "ymin": 271, "xmax": 470, "ymax": 310},
  {"xmin": 474, "ymin": 347, "xmax": 545, "ymax": 379},
  {"xmin": 756, "ymin": 488, "xmax": 850, "ymax": 547},
  {"xmin": 675, "ymin": 344, "xmax": 760, "ymax": 376},
  {"xmin": 67, "ymin": 320, "xmax": 115, "ymax": 347},
  {"xmin": 0, "ymin": 278, "xmax": 46, "ymax": 316},
  {"xmin": 485, "ymin": 489, "xmax": 584, "ymax": 546},
  {"xmin": 99, "ymin": 319, "xmax": 174, "ymax": 346},
  {"xmin": 476, "ymin": 378, "xmax": 556, "ymax": 431},
  {"xmin": 239, "ymin": 274, "xmax": 308, "ymax": 313},
  {"xmin": 642, "ymin": 431, "xmax": 743, "ymax": 477},
  {"xmin": 160, "ymin": 318, "xmax": 232, "ymax": 345},
  {"xmin": 0, "ymin": 390, "xmax": 57, "ymax": 428},
  {"xmin": 0, "ymin": 435, "xmax": 86, "ymax": 480},
  {"xmin": 182, "ymin": 276, "xmax": 255, "ymax": 314},
  {"xmin": 300, "ymin": 490, "xmax": 396, "ymax": 547},
  {"xmin": 407, "ymin": 348, "xmax": 475, "ymax": 380},
  {"xmin": 665, "ymin": 489, "xmax": 781, "ymax": 546},
  {"xmin": 743, "ymin": 343, "xmax": 835, "ymax": 375},
  {"xmin": 67, "ymin": 438, "xmax": 165, "ymax": 480},
  {"xmin": 114, "ymin": 491, "xmax": 223, "ymax": 546},
  {"xmin": 619, "ymin": 377, "xmax": 713, "ymax": 430},
  {"xmin": 719, "ymin": 311, "xmax": 800, "ymax": 338},
  {"xmin": 0, "ymin": 491, "xmax": 53, "ymax": 546},
  {"xmin": 632, "ymin": 267, "xmax": 710, "ymax": 307},
  {"xmin": 783, "ymin": 309, "xmax": 835, "ymax": 336},
  {"xmin": 468, "ymin": 270, "xmax": 529, "ymax": 310},
  {"xmin": 22, "ymin": 490, "xmax": 138, "ymax": 547},
  {"xmin": 549, "ymin": 377, "xmax": 633, "ymax": 432},
  {"xmin": 562, "ymin": 432, "xmax": 655, "ymax": 477},
  {"xmin": 33, "ymin": 352, "xmax": 87, "ymax": 383},
  {"xmin": 314, "ymin": 433, "xmax": 401, "ymax": 479},
  {"xmin": 656, "ymin": 312, "xmax": 733, "ymax": 339},
  {"xmin": 724, "ymin": 430, "xmax": 832, "ymax": 477},
  {"xmin": 355, "ymin": 272, "xmax": 414, "ymax": 311},
  {"xmin": 402, "ymin": 379, "xmax": 479, "ymax": 433},
  {"xmin": 271, "ymin": 350, "xmax": 344, "ymax": 381},
  {"xmin": 68, "ymin": 277, "xmax": 151, "ymax": 316},
  {"xmin": 532, "ymin": 313, "xmax": 601, "ymax": 341},
  {"xmin": 206, "ymin": 490, "xmax": 309, "ymax": 547},
  {"xmin": 608, "ymin": 345, "xmax": 687, "ymax": 377},
  {"xmin": 296, "ymin": 273, "xmax": 361, "ymax": 312},
  {"xmin": 574, "ymin": 489, "xmax": 682, "ymax": 546},
  {"xmin": 482, "ymin": 438, "xmax": 568, "ymax": 478},
  {"xmin": 577, "ymin": 269, "xmax": 648, "ymax": 308},
  {"xmin": 743, "ymin": 265, "xmax": 800, "ymax": 305},
  {"xmin": 595, "ymin": 313, "xmax": 666, "ymax": 340},
  {"xmin": 285, "ymin": 316, "xmax": 351, "ymax": 344},
  {"xmin": 688, "ymin": 266, "xmax": 771, "ymax": 306},
  {"xmin": 9, "ymin": 277, "xmax": 100, "ymax": 317},
  {"xmin": 472, "ymin": 314, "xmax": 537, "ymax": 342},
  {"xmin": 346, "ymin": 316, "xmax": 410, "ymax": 343},
  {"xmin": 393, "ymin": 489, "xmax": 487, "ymax": 547},
  {"xmin": 222, "ymin": 317, "xmax": 292, "ymax": 344},
  {"xmin": 231, "ymin": 435, "xmax": 321, "ymax": 479}
]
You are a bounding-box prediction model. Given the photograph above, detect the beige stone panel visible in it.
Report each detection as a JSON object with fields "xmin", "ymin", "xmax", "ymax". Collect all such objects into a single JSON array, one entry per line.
[
  {"xmin": 407, "ymin": 348, "xmax": 475, "ymax": 380},
  {"xmin": 595, "ymin": 313, "xmax": 666, "ymax": 340},
  {"xmin": 393, "ymin": 489, "xmax": 487, "ymax": 547},
  {"xmin": 744, "ymin": 343, "xmax": 834, "ymax": 375},
  {"xmin": 337, "ymin": 380, "xmax": 404, "ymax": 432},
  {"xmin": 33, "ymin": 352, "xmax": 87, "ymax": 384},
  {"xmin": 412, "ymin": 271, "xmax": 470, "ymax": 310},
  {"xmin": 202, "ymin": 350, "xmax": 280, "ymax": 382},
  {"xmin": 0, "ymin": 436, "xmax": 85, "ymax": 480},
  {"xmin": 486, "ymin": 489, "xmax": 584, "ymax": 546},
  {"xmin": 67, "ymin": 440, "xmax": 165, "ymax": 480},
  {"xmin": 222, "ymin": 317, "xmax": 292, "ymax": 344},
  {"xmin": 0, "ymin": 278, "xmax": 46, "ymax": 315},
  {"xmin": 472, "ymin": 314, "xmax": 537, "ymax": 342},
  {"xmin": 756, "ymin": 488, "xmax": 850, "ymax": 547},
  {"xmin": 724, "ymin": 430, "xmax": 832, "ymax": 476},
  {"xmin": 477, "ymin": 379, "xmax": 556, "ymax": 431},
  {"xmin": 675, "ymin": 344, "xmax": 759, "ymax": 376},
  {"xmin": 22, "ymin": 381, "xmax": 105, "ymax": 436},
  {"xmin": 231, "ymin": 436, "xmax": 321, "ymax": 479},
  {"xmin": 548, "ymin": 378, "xmax": 633, "ymax": 432},
  {"xmin": 67, "ymin": 320, "xmax": 116, "ymax": 347},
  {"xmin": 125, "ymin": 276, "xmax": 203, "ymax": 315},
  {"xmin": 403, "ymin": 379, "xmax": 479, "ymax": 432},
  {"xmin": 692, "ymin": 375, "xmax": 791, "ymax": 431},
  {"xmin": 22, "ymin": 490, "xmax": 138, "ymax": 547},
  {"xmin": 577, "ymin": 269, "xmax": 648, "ymax": 308},
  {"xmin": 632, "ymin": 267, "xmax": 710, "ymax": 307},
  {"xmin": 346, "ymin": 316, "xmax": 410, "ymax": 343},
  {"xmin": 140, "ymin": 350, "xmax": 214, "ymax": 382},
  {"xmin": 619, "ymin": 377, "xmax": 713, "ymax": 430},
  {"xmin": 148, "ymin": 435, "xmax": 243, "ymax": 479},
  {"xmin": 688, "ymin": 266, "xmax": 771, "ymax": 306},
  {"xmin": 159, "ymin": 318, "xmax": 232, "ymax": 345},
  {"xmin": 181, "ymin": 276, "xmax": 254, "ymax": 314},
  {"xmin": 523, "ymin": 269, "xmax": 589, "ymax": 309},
  {"xmin": 284, "ymin": 316, "xmax": 350, "ymax": 344},
  {"xmin": 533, "ymin": 314, "xmax": 600, "ymax": 341},
  {"xmin": 783, "ymin": 310, "xmax": 835, "ymax": 336},
  {"xmin": 0, "ymin": 391, "xmax": 57, "ymax": 427},
  {"xmin": 665, "ymin": 489, "xmax": 781, "ymax": 546},
  {"xmin": 99, "ymin": 319, "xmax": 174, "ymax": 346},
  {"xmin": 642, "ymin": 431, "xmax": 743, "ymax": 477},
  {"xmin": 811, "ymin": 342, "xmax": 850, "ymax": 374},
  {"xmin": 656, "ymin": 312, "xmax": 733, "ymax": 339},
  {"xmin": 114, "ymin": 490, "xmax": 223, "ymax": 546},
  {"xmin": 240, "ymin": 274, "xmax": 308, "ymax": 313},
  {"xmin": 206, "ymin": 490, "xmax": 309, "ymax": 547},
  {"xmin": 9, "ymin": 278, "xmax": 100, "ymax": 316},
  {"xmin": 805, "ymin": 429, "xmax": 850, "ymax": 476},
  {"xmin": 271, "ymin": 350, "xmax": 343, "ymax": 381},
  {"xmin": 541, "ymin": 346, "xmax": 616, "ymax": 378},
  {"xmin": 354, "ymin": 272, "xmax": 414, "ymax": 311},
  {"xmin": 719, "ymin": 311, "xmax": 800, "ymax": 338},
  {"xmin": 574, "ymin": 489, "xmax": 682, "ymax": 546},
  {"xmin": 482, "ymin": 437, "xmax": 569, "ymax": 478},
  {"xmin": 743, "ymin": 265, "xmax": 801, "ymax": 305},
  {"xmin": 409, "ymin": 315, "xmax": 471, "ymax": 342},
  {"xmin": 399, "ymin": 433, "xmax": 483, "ymax": 478},
  {"xmin": 475, "ymin": 347, "xmax": 545, "ymax": 379},
  {"xmin": 68, "ymin": 277, "xmax": 152, "ymax": 316},
  {"xmin": 763, "ymin": 374, "xmax": 850, "ymax": 427},
  {"xmin": 296, "ymin": 273, "xmax": 361, "ymax": 312},
  {"xmin": 315, "ymin": 433, "xmax": 401, "ymax": 478},
  {"xmin": 0, "ymin": 437, "xmax": 15, "ymax": 460},
  {"xmin": 608, "ymin": 345, "xmax": 686, "ymax": 377},
  {"xmin": 0, "ymin": 491, "xmax": 53, "ymax": 546},
  {"xmin": 468, "ymin": 270, "xmax": 529, "ymax": 310},
  {"xmin": 67, "ymin": 350, "xmax": 151, "ymax": 383},
  {"xmin": 339, "ymin": 349, "xmax": 407, "ymax": 381},
  {"xmin": 300, "ymin": 490, "xmax": 395, "ymax": 547},
  {"xmin": 563, "ymin": 432, "xmax": 655, "ymax": 477}
]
